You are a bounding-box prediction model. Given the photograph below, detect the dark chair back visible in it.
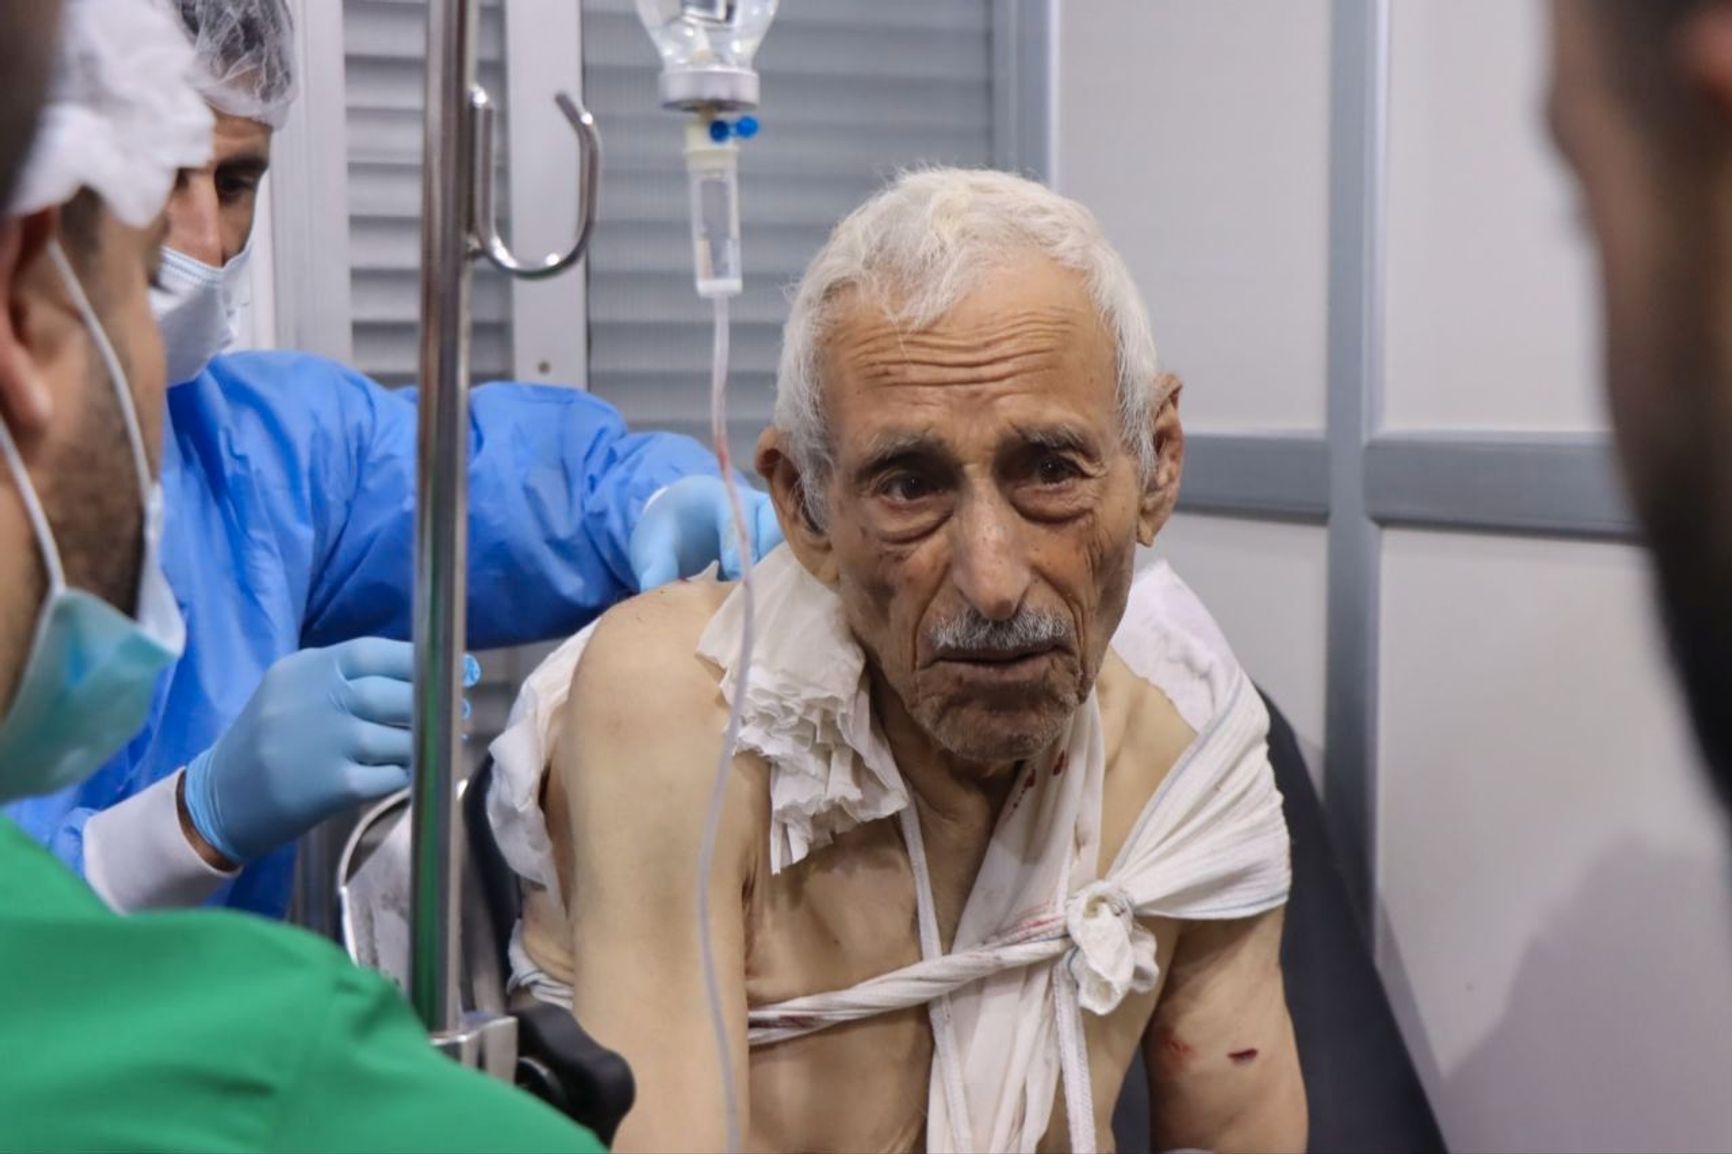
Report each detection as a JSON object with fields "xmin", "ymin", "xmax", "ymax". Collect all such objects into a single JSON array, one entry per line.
[
  {"xmin": 463, "ymin": 756, "xmax": 521, "ymax": 985},
  {"xmin": 1265, "ymin": 690, "xmax": 1446, "ymax": 1152}
]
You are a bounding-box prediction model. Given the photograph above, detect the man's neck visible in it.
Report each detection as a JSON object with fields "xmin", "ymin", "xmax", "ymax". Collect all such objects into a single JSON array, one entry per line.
[
  {"xmin": 870, "ymin": 676, "xmax": 1024, "ymax": 819},
  {"xmin": 868, "ymin": 672, "xmax": 1064, "ymax": 946}
]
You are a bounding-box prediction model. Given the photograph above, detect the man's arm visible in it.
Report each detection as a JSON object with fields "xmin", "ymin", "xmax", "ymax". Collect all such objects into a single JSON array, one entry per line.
[
  {"xmin": 547, "ymin": 583, "xmax": 760, "ymax": 1153},
  {"xmin": 236, "ymin": 351, "xmax": 722, "ymax": 649},
  {"xmin": 1145, "ymin": 909, "xmax": 1307, "ymax": 1153}
]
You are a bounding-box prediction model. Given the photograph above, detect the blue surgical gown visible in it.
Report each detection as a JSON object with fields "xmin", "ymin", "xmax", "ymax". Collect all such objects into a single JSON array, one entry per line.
[{"xmin": 5, "ymin": 350, "xmax": 720, "ymax": 917}]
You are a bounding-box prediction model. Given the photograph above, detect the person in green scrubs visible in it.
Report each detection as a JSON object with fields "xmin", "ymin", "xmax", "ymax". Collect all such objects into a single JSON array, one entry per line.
[{"xmin": 0, "ymin": 3, "xmax": 604, "ymax": 1149}]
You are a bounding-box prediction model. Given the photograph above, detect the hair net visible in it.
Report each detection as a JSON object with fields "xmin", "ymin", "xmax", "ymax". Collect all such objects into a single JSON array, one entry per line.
[
  {"xmin": 8, "ymin": 0, "xmax": 213, "ymax": 229},
  {"xmin": 173, "ymin": 0, "xmax": 297, "ymax": 130}
]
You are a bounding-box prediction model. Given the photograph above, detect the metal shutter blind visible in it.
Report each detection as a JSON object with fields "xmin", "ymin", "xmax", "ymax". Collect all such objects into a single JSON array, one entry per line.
[
  {"xmin": 582, "ymin": 0, "xmax": 995, "ymax": 440},
  {"xmin": 343, "ymin": 0, "xmax": 516, "ymax": 387}
]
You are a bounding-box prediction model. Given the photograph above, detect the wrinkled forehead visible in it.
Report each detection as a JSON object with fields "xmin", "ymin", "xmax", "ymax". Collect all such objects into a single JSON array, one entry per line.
[
  {"xmin": 209, "ymin": 110, "xmax": 273, "ymax": 163},
  {"xmin": 817, "ymin": 254, "xmax": 1120, "ymax": 457}
]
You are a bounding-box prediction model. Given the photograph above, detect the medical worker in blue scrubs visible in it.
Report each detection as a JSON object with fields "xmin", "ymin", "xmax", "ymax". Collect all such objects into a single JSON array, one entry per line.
[{"xmin": 4, "ymin": 0, "xmax": 783, "ymax": 918}]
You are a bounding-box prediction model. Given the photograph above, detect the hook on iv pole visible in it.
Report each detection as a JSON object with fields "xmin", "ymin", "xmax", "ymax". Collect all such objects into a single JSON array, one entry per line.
[{"xmin": 469, "ymin": 86, "xmax": 601, "ymax": 280}]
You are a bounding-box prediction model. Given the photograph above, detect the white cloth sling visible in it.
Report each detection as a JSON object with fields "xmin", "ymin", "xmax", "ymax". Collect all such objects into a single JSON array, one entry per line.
[{"xmin": 487, "ymin": 548, "xmax": 1290, "ymax": 1153}]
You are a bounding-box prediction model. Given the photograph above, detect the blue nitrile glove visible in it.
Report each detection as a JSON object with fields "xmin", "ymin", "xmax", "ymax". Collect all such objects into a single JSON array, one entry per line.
[
  {"xmin": 629, "ymin": 475, "xmax": 786, "ymax": 591},
  {"xmin": 183, "ymin": 639, "xmax": 479, "ymax": 865}
]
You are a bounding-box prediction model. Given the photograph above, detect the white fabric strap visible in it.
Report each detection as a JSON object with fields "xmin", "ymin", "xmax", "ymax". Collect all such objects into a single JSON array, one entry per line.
[
  {"xmin": 1054, "ymin": 960, "xmax": 1096, "ymax": 1154},
  {"xmin": 749, "ymin": 930, "xmax": 1069, "ymax": 1043},
  {"xmin": 85, "ymin": 768, "xmax": 236, "ymax": 912},
  {"xmin": 897, "ymin": 804, "xmax": 976, "ymax": 1149}
]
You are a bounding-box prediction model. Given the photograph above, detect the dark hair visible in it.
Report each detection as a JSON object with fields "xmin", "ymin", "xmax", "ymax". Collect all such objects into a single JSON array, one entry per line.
[{"xmin": 0, "ymin": 1, "xmax": 63, "ymax": 211}]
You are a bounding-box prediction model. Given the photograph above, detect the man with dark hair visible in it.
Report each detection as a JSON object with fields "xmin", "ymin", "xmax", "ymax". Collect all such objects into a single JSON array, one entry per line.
[
  {"xmin": 0, "ymin": 2, "xmax": 61, "ymax": 206},
  {"xmin": 1549, "ymin": 0, "xmax": 1732, "ymax": 797}
]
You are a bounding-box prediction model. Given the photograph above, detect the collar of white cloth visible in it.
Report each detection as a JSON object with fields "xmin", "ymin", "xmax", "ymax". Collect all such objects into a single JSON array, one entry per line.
[{"xmin": 694, "ymin": 548, "xmax": 907, "ymax": 873}]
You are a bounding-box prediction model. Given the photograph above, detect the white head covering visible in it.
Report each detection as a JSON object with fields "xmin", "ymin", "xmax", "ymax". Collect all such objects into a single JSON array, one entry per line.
[
  {"xmin": 9, "ymin": 0, "xmax": 213, "ymax": 228},
  {"xmin": 172, "ymin": 0, "xmax": 297, "ymax": 130}
]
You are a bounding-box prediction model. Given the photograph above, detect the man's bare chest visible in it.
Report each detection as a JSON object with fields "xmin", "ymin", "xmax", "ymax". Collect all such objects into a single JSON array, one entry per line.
[
  {"xmin": 736, "ymin": 813, "xmax": 1175, "ymax": 1154},
  {"xmin": 742, "ymin": 819, "xmax": 934, "ymax": 1152}
]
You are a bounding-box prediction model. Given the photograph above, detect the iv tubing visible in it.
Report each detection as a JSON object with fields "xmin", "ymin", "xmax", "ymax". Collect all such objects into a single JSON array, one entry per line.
[{"xmin": 698, "ymin": 291, "xmax": 750, "ymax": 1154}]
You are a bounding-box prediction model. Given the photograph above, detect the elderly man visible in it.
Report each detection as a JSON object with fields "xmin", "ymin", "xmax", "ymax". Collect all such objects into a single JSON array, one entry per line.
[{"xmin": 488, "ymin": 169, "xmax": 1304, "ymax": 1152}]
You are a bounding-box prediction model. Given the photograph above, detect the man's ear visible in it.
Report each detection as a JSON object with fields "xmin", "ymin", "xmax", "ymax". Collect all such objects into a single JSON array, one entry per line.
[
  {"xmin": 1136, "ymin": 374, "xmax": 1184, "ymax": 548},
  {"xmin": 1682, "ymin": 5, "xmax": 1732, "ymax": 119},
  {"xmin": 755, "ymin": 426, "xmax": 840, "ymax": 587},
  {"xmin": 0, "ymin": 209, "xmax": 59, "ymax": 445}
]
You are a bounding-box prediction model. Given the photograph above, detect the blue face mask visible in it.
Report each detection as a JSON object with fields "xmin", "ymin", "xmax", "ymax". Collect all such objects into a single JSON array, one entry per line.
[{"xmin": 0, "ymin": 241, "xmax": 185, "ymax": 805}]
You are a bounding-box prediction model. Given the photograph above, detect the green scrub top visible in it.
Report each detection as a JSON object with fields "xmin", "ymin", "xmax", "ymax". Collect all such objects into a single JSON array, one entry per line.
[{"xmin": 0, "ymin": 817, "xmax": 604, "ymax": 1153}]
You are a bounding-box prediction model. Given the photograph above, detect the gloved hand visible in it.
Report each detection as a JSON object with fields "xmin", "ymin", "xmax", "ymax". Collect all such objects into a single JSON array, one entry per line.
[
  {"xmin": 182, "ymin": 638, "xmax": 478, "ymax": 865},
  {"xmin": 629, "ymin": 475, "xmax": 785, "ymax": 591}
]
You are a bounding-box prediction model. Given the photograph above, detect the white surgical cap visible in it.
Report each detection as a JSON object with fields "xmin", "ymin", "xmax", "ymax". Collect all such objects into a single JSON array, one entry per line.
[
  {"xmin": 9, "ymin": 0, "xmax": 213, "ymax": 229},
  {"xmin": 172, "ymin": 0, "xmax": 298, "ymax": 130}
]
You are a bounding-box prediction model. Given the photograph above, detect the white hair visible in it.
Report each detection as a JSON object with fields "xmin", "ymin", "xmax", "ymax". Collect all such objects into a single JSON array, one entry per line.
[{"xmin": 774, "ymin": 167, "xmax": 1166, "ymax": 517}]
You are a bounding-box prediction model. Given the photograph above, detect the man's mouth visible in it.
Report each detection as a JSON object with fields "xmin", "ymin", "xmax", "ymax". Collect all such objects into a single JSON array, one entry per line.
[
  {"xmin": 939, "ymin": 642, "xmax": 1055, "ymax": 662},
  {"xmin": 935, "ymin": 644, "xmax": 1060, "ymax": 676}
]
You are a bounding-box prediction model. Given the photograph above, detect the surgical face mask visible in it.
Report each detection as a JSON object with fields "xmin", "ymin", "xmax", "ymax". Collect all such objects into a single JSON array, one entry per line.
[
  {"xmin": 0, "ymin": 241, "xmax": 186, "ymax": 804},
  {"xmin": 149, "ymin": 240, "xmax": 252, "ymax": 385}
]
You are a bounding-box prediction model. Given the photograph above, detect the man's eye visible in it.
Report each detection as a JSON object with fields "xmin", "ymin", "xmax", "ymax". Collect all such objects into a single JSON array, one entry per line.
[
  {"xmin": 882, "ymin": 474, "xmax": 937, "ymax": 503},
  {"xmin": 216, "ymin": 174, "xmax": 260, "ymax": 203},
  {"xmin": 1034, "ymin": 455, "xmax": 1082, "ymax": 486}
]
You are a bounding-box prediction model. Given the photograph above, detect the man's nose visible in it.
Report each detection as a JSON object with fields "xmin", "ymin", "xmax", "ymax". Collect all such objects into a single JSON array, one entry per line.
[
  {"xmin": 948, "ymin": 493, "xmax": 1034, "ymax": 622},
  {"xmin": 165, "ymin": 170, "xmax": 223, "ymax": 266}
]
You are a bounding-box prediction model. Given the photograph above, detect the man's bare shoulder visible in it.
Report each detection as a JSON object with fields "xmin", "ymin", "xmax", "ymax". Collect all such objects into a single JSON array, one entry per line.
[
  {"xmin": 561, "ymin": 580, "xmax": 736, "ymax": 734},
  {"xmin": 551, "ymin": 579, "xmax": 766, "ymax": 882},
  {"xmin": 1096, "ymin": 652, "xmax": 1198, "ymax": 859}
]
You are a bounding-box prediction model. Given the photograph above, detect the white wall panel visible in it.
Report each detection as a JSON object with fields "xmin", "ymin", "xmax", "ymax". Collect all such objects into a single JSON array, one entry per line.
[
  {"xmin": 1377, "ymin": 530, "xmax": 1732, "ymax": 1153},
  {"xmin": 1053, "ymin": 0, "xmax": 1330, "ymax": 433},
  {"xmin": 1383, "ymin": 0, "xmax": 1604, "ymax": 432},
  {"xmin": 1146, "ymin": 514, "xmax": 1328, "ymax": 783}
]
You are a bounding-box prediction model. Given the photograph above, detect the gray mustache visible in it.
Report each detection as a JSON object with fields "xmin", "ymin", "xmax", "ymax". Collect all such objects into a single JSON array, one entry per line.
[{"xmin": 928, "ymin": 608, "xmax": 1073, "ymax": 654}]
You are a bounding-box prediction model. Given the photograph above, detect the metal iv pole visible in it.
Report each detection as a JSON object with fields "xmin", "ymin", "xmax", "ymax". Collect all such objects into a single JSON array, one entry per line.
[{"xmin": 411, "ymin": 0, "xmax": 599, "ymax": 1070}]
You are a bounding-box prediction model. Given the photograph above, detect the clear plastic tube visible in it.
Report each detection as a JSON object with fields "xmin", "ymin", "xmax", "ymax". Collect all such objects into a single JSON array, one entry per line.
[
  {"xmin": 698, "ymin": 291, "xmax": 751, "ymax": 1154},
  {"xmin": 686, "ymin": 126, "xmax": 743, "ymax": 298}
]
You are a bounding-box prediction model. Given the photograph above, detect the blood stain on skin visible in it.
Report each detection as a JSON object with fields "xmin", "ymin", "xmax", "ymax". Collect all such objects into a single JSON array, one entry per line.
[
  {"xmin": 1156, "ymin": 1027, "xmax": 1194, "ymax": 1065},
  {"xmin": 1053, "ymin": 752, "xmax": 1069, "ymax": 777},
  {"xmin": 1228, "ymin": 1048, "xmax": 1259, "ymax": 1065}
]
